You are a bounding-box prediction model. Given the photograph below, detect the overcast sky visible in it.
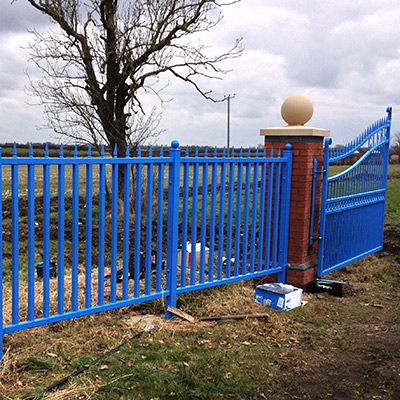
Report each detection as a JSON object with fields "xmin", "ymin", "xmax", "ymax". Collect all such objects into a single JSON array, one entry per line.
[{"xmin": 0, "ymin": 0, "xmax": 399, "ymax": 149}]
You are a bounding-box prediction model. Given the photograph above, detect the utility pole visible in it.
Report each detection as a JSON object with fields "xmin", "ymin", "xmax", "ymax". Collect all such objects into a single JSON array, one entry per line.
[{"xmin": 224, "ymin": 94, "xmax": 236, "ymax": 153}]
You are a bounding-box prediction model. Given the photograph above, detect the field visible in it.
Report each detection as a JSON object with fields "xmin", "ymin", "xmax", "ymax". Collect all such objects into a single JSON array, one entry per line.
[{"xmin": 0, "ymin": 166, "xmax": 399, "ymax": 399}]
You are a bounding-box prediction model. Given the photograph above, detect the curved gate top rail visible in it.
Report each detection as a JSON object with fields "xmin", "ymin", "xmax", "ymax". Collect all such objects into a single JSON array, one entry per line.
[
  {"xmin": 318, "ymin": 107, "xmax": 392, "ymax": 277},
  {"xmin": 328, "ymin": 107, "xmax": 392, "ymax": 162}
]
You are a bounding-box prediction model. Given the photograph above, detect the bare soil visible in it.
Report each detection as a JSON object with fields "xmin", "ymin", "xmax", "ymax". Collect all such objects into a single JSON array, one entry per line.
[{"xmin": 272, "ymin": 292, "xmax": 400, "ymax": 400}]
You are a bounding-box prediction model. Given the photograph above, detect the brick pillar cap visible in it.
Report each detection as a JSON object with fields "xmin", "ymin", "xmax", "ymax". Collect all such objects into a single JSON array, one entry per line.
[{"xmin": 260, "ymin": 126, "xmax": 330, "ymax": 137}]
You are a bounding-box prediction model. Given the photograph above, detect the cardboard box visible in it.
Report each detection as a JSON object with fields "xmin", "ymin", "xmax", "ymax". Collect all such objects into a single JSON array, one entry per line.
[
  {"xmin": 177, "ymin": 243, "xmax": 209, "ymax": 266},
  {"xmin": 254, "ymin": 283, "xmax": 303, "ymax": 310}
]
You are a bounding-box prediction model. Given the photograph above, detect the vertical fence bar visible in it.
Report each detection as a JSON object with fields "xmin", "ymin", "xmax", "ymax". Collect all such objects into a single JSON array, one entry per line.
[
  {"xmin": 225, "ymin": 150, "xmax": 235, "ymax": 278},
  {"xmin": 11, "ymin": 144, "xmax": 19, "ymax": 324},
  {"xmin": 27, "ymin": 145, "xmax": 35, "ymax": 321},
  {"xmin": 271, "ymin": 152, "xmax": 282, "ymax": 269},
  {"xmin": 57, "ymin": 147, "xmax": 65, "ymax": 314},
  {"xmin": 249, "ymin": 149, "xmax": 259, "ymax": 273},
  {"xmin": 43, "ymin": 144, "xmax": 51, "ymax": 318},
  {"xmin": 242, "ymin": 154, "xmax": 251, "ymax": 275},
  {"xmin": 380, "ymin": 107, "xmax": 392, "ymax": 246},
  {"xmin": 180, "ymin": 153, "xmax": 189, "ymax": 287},
  {"xmin": 317, "ymin": 138, "xmax": 332, "ymax": 277},
  {"xmin": 217, "ymin": 151, "xmax": 226, "ymax": 280},
  {"xmin": 85, "ymin": 147, "xmax": 93, "ymax": 308},
  {"xmin": 257, "ymin": 150, "xmax": 267, "ymax": 272},
  {"xmin": 165, "ymin": 141, "xmax": 180, "ymax": 318},
  {"xmin": 122, "ymin": 150, "xmax": 131, "ymax": 300},
  {"xmin": 145, "ymin": 153, "xmax": 153, "ymax": 295},
  {"xmin": 349, "ymin": 168, "xmax": 354, "ymax": 197},
  {"xmin": 190, "ymin": 150, "xmax": 199, "ymax": 285},
  {"xmin": 277, "ymin": 145, "xmax": 292, "ymax": 283},
  {"xmin": 264, "ymin": 154, "xmax": 274, "ymax": 270},
  {"xmin": 98, "ymin": 147, "xmax": 106, "ymax": 305},
  {"xmin": 71, "ymin": 147, "xmax": 79, "ymax": 311},
  {"xmin": 208, "ymin": 149, "xmax": 217, "ymax": 282},
  {"xmin": 110, "ymin": 149, "xmax": 118, "ymax": 303},
  {"xmin": 134, "ymin": 149, "xmax": 142, "ymax": 298},
  {"xmin": 234, "ymin": 151, "xmax": 243, "ymax": 276},
  {"xmin": 199, "ymin": 150, "xmax": 208, "ymax": 284},
  {"xmin": 156, "ymin": 148, "xmax": 164, "ymax": 293}
]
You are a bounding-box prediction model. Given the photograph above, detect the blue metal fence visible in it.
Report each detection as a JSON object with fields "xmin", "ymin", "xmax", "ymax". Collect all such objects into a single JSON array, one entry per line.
[
  {"xmin": 318, "ymin": 108, "xmax": 392, "ymax": 276},
  {"xmin": 0, "ymin": 141, "xmax": 292, "ymax": 363}
]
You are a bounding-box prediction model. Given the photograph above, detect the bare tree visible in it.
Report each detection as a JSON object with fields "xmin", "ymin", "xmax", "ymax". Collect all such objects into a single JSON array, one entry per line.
[
  {"xmin": 390, "ymin": 131, "xmax": 400, "ymax": 157},
  {"xmin": 19, "ymin": 0, "xmax": 242, "ymax": 193}
]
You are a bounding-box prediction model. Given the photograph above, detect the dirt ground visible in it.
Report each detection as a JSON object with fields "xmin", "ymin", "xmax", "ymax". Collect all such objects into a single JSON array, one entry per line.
[
  {"xmin": 275, "ymin": 292, "xmax": 400, "ymax": 400},
  {"xmin": 269, "ymin": 228, "xmax": 400, "ymax": 400}
]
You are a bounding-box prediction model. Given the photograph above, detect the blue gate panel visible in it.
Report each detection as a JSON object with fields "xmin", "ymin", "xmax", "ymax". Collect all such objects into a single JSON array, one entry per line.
[
  {"xmin": 322, "ymin": 200, "xmax": 385, "ymax": 275},
  {"xmin": 318, "ymin": 107, "xmax": 391, "ymax": 277}
]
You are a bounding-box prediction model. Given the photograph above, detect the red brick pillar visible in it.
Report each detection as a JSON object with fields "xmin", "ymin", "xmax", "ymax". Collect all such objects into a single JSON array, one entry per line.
[{"xmin": 260, "ymin": 95, "xmax": 330, "ymax": 288}]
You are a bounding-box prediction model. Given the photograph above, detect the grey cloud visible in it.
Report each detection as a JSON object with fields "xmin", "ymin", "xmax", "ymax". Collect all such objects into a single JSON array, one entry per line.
[
  {"xmin": 0, "ymin": 0, "xmax": 399, "ymax": 147},
  {"xmin": 1, "ymin": 1, "xmax": 51, "ymax": 33},
  {"xmin": 222, "ymin": 1, "xmax": 400, "ymax": 92}
]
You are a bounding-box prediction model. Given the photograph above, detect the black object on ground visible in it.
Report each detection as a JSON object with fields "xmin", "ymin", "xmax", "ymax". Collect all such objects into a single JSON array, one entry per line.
[
  {"xmin": 105, "ymin": 250, "xmax": 165, "ymax": 282},
  {"xmin": 306, "ymin": 279, "xmax": 346, "ymax": 297},
  {"xmin": 35, "ymin": 252, "xmax": 57, "ymax": 279}
]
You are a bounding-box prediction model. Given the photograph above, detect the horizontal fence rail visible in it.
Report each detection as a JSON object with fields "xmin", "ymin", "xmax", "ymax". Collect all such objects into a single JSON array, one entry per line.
[{"xmin": 0, "ymin": 141, "xmax": 292, "ymax": 364}]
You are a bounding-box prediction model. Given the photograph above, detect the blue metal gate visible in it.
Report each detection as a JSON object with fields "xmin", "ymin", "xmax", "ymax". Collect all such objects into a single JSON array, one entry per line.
[{"xmin": 318, "ymin": 107, "xmax": 392, "ymax": 277}]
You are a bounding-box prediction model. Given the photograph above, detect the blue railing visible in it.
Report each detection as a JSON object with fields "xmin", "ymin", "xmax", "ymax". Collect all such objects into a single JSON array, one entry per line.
[
  {"xmin": 0, "ymin": 141, "xmax": 292, "ymax": 363},
  {"xmin": 328, "ymin": 107, "xmax": 392, "ymax": 162}
]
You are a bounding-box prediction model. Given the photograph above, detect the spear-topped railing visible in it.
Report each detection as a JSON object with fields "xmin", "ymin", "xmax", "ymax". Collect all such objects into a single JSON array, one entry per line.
[{"xmin": 328, "ymin": 107, "xmax": 392, "ymax": 162}]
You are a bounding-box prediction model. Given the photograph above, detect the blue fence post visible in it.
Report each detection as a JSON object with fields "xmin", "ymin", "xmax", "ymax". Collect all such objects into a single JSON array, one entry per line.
[
  {"xmin": 165, "ymin": 141, "xmax": 181, "ymax": 319},
  {"xmin": 317, "ymin": 137, "xmax": 333, "ymax": 277},
  {"xmin": 277, "ymin": 144, "xmax": 293, "ymax": 283}
]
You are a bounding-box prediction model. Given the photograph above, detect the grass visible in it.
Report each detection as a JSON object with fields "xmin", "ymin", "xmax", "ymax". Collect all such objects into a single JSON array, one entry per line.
[{"xmin": 0, "ymin": 165, "xmax": 399, "ymax": 399}]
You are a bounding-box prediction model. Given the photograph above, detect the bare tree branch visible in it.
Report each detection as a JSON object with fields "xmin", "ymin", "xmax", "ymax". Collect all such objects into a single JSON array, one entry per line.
[{"xmin": 20, "ymin": 0, "xmax": 243, "ymax": 196}]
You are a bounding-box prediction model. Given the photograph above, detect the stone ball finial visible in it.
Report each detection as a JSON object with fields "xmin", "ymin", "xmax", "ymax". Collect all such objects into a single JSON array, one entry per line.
[{"xmin": 281, "ymin": 94, "xmax": 314, "ymax": 126}]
